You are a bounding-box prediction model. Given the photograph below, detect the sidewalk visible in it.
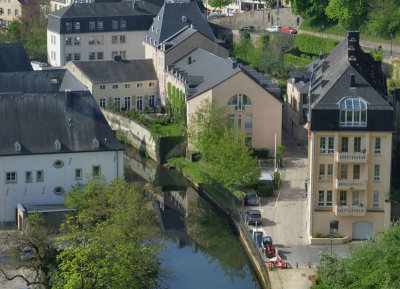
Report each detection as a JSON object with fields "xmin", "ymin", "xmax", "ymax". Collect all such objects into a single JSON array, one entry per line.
[{"xmin": 269, "ymin": 268, "xmax": 316, "ymax": 289}]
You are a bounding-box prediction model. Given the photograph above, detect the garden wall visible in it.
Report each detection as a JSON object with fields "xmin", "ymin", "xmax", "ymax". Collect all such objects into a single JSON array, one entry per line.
[{"xmin": 102, "ymin": 109, "xmax": 186, "ymax": 163}]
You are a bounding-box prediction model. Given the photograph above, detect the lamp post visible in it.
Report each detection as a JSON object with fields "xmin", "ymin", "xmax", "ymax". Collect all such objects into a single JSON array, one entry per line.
[{"xmin": 390, "ymin": 33, "xmax": 393, "ymax": 56}]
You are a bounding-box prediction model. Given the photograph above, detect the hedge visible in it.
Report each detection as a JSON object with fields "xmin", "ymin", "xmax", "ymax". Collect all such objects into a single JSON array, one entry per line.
[
  {"xmin": 297, "ymin": 34, "xmax": 339, "ymax": 55},
  {"xmin": 284, "ymin": 53, "xmax": 315, "ymax": 67}
]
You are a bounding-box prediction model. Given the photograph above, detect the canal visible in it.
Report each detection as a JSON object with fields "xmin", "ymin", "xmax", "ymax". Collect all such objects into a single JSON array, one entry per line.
[{"xmin": 124, "ymin": 148, "xmax": 260, "ymax": 289}]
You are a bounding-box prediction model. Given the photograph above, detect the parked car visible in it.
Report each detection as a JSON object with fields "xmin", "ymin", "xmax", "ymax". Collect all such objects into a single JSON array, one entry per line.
[
  {"xmin": 245, "ymin": 191, "xmax": 260, "ymax": 206},
  {"xmin": 266, "ymin": 25, "xmax": 281, "ymax": 33},
  {"xmin": 249, "ymin": 228, "xmax": 265, "ymax": 247},
  {"xmin": 281, "ymin": 26, "xmax": 297, "ymax": 34},
  {"xmin": 260, "ymin": 172, "xmax": 274, "ymax": 183},
  {"xmin": 241, "ymin": 26, "xmax": 255, "ymax": 32},
  {"xmin": 245, "ymin": 209, "xmax": 262, "ymax": 225},
  {"xmin": 208, "ymin": 12, "xmax": 221, "ymax": 19}
]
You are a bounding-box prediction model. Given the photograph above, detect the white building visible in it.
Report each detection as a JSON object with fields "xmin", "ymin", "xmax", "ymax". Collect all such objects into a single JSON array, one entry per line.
[
  {"xmin": 0, "ymin": 69, "xmax": 124, "ymax": 223},
  {"xmin": 46, "ymin": 0, "xmax": 163, "ymax": 67}
]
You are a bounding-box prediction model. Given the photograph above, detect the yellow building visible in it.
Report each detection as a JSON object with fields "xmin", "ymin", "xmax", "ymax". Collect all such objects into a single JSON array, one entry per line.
[{"xmin": 306, "ymin": 32, "xmax": 393, "ymax": 241}]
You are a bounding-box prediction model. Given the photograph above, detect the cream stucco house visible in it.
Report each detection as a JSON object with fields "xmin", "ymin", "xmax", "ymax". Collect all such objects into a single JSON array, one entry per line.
[{"xmin": 306, "ymin": 32, "xmax": 393, "ymax": 241}]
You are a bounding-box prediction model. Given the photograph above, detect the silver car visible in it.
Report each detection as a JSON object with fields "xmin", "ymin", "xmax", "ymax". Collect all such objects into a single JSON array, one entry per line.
[{"xmin": 266, "ymin": 26, "xmax": 281, "ymax": 33}]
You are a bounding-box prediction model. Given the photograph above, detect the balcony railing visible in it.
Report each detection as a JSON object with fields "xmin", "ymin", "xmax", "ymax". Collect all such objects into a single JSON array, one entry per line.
[
  {"xmin": 335, "ymin": 152, "xmax": 367, "ymax": 163},
  {"xmin": 335, "ymin": 179, "xmax": 367, "ymax": 190},
  {"xmin": 335, "ymin": 205, "xmax": 366, "ymax": 216}
]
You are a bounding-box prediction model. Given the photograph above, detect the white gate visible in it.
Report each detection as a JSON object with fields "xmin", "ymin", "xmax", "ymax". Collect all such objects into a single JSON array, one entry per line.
[{"xmin": 352, "ymin": 221, "xmax": 373, "ymax": 240}]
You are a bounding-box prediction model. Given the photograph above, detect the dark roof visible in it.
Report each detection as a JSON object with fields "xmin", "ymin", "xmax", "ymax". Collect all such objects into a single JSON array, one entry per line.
[
  {"xmin": 0, "ymin": 69, "xmax": 86, "ymax": 93},
  {"xmin": 167, "ymin": 48, "xmax": 281, "ymax": 101},
  {"xmin": 70, "ymin": 59, "xmax": 157, "ymax": 84},
  {"xmin": 144, "ymin": 2, "xmax": 215, "ymax": 48},
  {"xmin": 308, "ymin": 32, "xmax": 393, "ymax": 131},
  {"xmin": 0, "ymin": 43, "xmax": 33, "ymax": 72},
  {"xmin": 0, "ymin": 91, "xmax": 124, "ymax": 156},
  {"xmin": 48, "ymin": 0, "xmax": 162, "ymax": 34},
  {"xmin": 159, "ymin": 26, "xmax": 198, "ymax": 52}
]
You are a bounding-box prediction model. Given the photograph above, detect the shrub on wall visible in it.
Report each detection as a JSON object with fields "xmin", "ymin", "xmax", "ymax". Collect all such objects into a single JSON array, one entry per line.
[
  {"xmin": 284, "ymin": 53, "xmax": 316, "ymax": 67},
  {"xmin": 297, "ymin": 34, "xmax": 339, "ymax": 55}
]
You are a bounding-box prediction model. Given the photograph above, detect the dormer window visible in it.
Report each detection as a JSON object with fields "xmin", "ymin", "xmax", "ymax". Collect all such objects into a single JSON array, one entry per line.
[
  {"xmin": 14, "ymin": 141, "xmax": 21, "ymax": 152},
  {"xmin": 157, "ymin": 16, "xmax": 160, "ymax": 21},
  {"xmin": 120, "ymin": 19, "xmax": 126, "ymax": 29},
  {"xmin": 97, "ymin": 19, "xmax": 103, "ymax": 30},
  {"xmin": 66, "ymin": 21, "xmax": 72, "ymax": 32},
  {"xmin": 74, "ymin": 21, "xmax": 80, "ymax": 31},
  {"xmin": 112, "ymin": 19, "xmax": 118, "ymax": 30},
  {"xmin": 92, "ymin": 138, "xmax": 99, "ymax": 149},
  {"xmin": 55, "ymin": 139, "xmax": 61, "ymax": 150},
  {"xmin": 89, "ymin": 20, "xmax": 95, "ymax": 31},
  {"xmin": 339, "ymin": 97, "xmax": 367, "ymax": 127}
]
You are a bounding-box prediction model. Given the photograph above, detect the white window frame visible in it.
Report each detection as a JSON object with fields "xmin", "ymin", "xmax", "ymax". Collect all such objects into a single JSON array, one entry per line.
[
  {"xmin": 320, "ymin": 137, "xmax": 326, "ymax": 154},
  {"xmin": 318, "ymin": 190, "xmax": 324, "ymax": 207},
  {"xmin": 373, "ymin": 191, "xmax": 379, "ymax": 208},
  {"xmin": 373, "ymin": 164, "xmax": 380, "ymax": 181},
  {"xmin": 375, "ymin": 137, "xmax": 381, "ymax": 155}
]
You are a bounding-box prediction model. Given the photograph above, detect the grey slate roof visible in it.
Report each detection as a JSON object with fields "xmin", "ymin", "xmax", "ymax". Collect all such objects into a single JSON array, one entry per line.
[
  {"xmin": 145, "ymin": 2, "xmax": 216, "ymax": 48},
  {"xmin": 159, "ymin": 27, "xmax": 198, "ymax": 52},
  {"xmin": 48, "ymin": 0, "xmax": 162, "ymax": 34},
  {"xmin": 70, "ymin": 59, "xmax": 157, "ymax": 84},
  {"xmin": 167, "ymin": 48, "xmax": 281, "ymax": 101},
  {"xmin": 0, "ymin": 43, "xmax": 33, "ymax": 72},
  {"xmin": 0, "ymin": 70, "xmax": 123, "ymax": 156}
]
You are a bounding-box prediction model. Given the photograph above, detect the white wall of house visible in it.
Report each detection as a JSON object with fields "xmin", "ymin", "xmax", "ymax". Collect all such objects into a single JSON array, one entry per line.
[
  {"xmin": 0, "ymin": 150, "xmax": 123, "ymax": 222},
  {"xmin": 48, "ymin": 30, "xmax": 147, "ymax": 66}
]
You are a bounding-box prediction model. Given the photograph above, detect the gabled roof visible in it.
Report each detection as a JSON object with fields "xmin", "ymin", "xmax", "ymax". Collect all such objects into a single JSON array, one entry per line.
[
  {"xmin": 70, "ymin": 59, "xmax": 157, "ymax": 84},
  {"xmin": 310, "ymin": 32, "xmax": 390, "ymax": 111},
  {"xmin": 144, "ymin": 2, "xmax": 215, "ymax": 48},
  {"xmin": 167, "ymin": 48, "xmax": 281, "ymax": 101},
  {"xmin": 0, "ymin": 43, "xmax": 33, "ymax": 72},
  {"xmin": 0, "ymin": 70, "xmax": 123, "ymax": 156},
  {"xmin": 159, "ymin": 26, "xmax": 199, "ymax": 52}
]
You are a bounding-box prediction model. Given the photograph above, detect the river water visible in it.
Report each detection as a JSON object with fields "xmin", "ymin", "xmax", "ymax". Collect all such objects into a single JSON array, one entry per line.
[{"xmin": 124, "ymin": 148, "xmax": 260, "ymax": 289}]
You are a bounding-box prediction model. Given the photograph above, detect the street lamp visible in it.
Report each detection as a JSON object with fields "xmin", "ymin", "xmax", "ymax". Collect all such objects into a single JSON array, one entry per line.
[{"xmin": 390, "ymin": 33, "xmax": 394, "ymax": 56}]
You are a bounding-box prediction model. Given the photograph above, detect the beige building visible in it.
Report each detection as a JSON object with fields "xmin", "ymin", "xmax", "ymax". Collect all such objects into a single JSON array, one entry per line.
[
  {"xmin": 0, "ymin": 0, "xmax": 22, "ymax": 27},
  {"xmin": 65, "ymin": 59, "xmax": 158, "ymax": 111},
  {"xmin": 143, "ymin": 2, "xmax": 228, "ymax": 106},
  {"xmin": 166, "ymin": 48, "xmax": 282, "ymax": 151},
  {"xmin": 306, "ymin": 32, "xmax": 393, "ymax": 241}
]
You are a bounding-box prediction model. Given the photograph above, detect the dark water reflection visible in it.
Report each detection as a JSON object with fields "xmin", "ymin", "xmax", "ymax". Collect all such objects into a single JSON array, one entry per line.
[{"xmin": 124, "ymin": 148, "xmax": 260, "ymax": 289}]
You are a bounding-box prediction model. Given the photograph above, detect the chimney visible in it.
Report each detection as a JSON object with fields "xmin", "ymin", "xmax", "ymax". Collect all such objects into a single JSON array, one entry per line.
[
  {"xmin": 347, "ymin": 31, "xmax": 360, "ymax": 48},
  {"xmin": 65, "ymin": 89, "xmax": 72, "ymax": 107},
  {"xmin": 188, "ymin": 56, "xmax": 192, "ymax": 65},
  {"xmin": 350, "ymin": 74, "xmax": 356, "ymax": 88}
]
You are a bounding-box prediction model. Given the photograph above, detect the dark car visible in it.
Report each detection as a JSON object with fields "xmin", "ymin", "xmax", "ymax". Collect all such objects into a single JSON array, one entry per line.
[
  {"xmin": 241, "ymin": 26, "xmax": 255, "ymax": 32},
  {"xmin": 245, "ymin": 191, "xmax": 260, "ymax": 206},
  {"xmin": 246, "ymin": 209, "xmax": 262, "ymax": 225},
  {"xmin": 281, "ymin": 26, "xmax": 297, "ymax": 34}
]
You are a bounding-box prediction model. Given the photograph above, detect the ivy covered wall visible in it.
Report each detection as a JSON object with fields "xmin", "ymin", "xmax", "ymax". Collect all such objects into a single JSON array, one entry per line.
[{"xmin": 167, "ymin": 82, "xmax": 187, "ymax": 123}]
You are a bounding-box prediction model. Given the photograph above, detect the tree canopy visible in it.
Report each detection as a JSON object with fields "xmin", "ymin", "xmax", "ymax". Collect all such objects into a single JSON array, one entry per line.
[
  {"xmin": 53, "ymin": 178, "xmax": 163, "ymax": 289},
  {"xmin": 188, "ymin": 99, "xmax": 260, "ymax": 190},
  {"xmin": 317, "ymin": 221, "xmax": 400, "ymax": 288}
]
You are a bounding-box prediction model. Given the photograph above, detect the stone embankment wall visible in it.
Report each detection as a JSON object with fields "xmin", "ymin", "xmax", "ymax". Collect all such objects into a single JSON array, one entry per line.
[{"xmin": 102, "ymin": 109, "xmax": 186, "ymax": 163}]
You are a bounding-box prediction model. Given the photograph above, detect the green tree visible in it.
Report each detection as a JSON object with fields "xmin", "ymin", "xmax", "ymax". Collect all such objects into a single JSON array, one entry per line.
[
  {"xmin": 208, "ymin": 0, "xmax": 233, "ymax": 13},
  {"xmin": 0, "ymin": 212, "xmax": 58, "ymax": 289},
  {"xmin": 289, "ymin": 0, "xmax": 329, "ymax": 18},
  {"xmin": 188, "ymin": 99, "xmax": 260, "ymax": 189},
  {"xmin": 317, "ymin": 221, "xmax": 400, "ymax": 288},
  {"xmin": 366, "ymin": 0, "xmax": 400, "ymax": 39},
  {"xmin": 54, "ymin": 178, "xmax": 162, "ymax": 289},
  {"xmin": 7, "ymin": 21, "xmax": 21, "ymax": 42},
  {"xmin": 325, "ymin": 0, "xmax": 370, "ymax": 29}
]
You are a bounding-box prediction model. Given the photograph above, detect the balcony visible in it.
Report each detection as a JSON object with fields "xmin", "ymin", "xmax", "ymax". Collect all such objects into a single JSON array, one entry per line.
[
  {"xmin": 335, "ymin": 179, "xmax": 367, "ymax": 190},
  {"xmin": 335, "ymin": 152, "xmax": 367, "ymax": 163},
  {"xmin": 335, "ymin": 205, "xmax": 366, "ymax": 216}
]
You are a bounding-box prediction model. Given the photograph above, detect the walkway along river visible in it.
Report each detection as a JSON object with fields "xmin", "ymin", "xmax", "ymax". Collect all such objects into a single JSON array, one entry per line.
[{"xmin": 124, "ymin": 148, "xmax": 261, "ymax": 289}]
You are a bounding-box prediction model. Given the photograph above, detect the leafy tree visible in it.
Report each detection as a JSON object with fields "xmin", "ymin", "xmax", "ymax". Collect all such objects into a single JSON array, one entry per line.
[
  {"xmin": 54, "ymin": 178, "xmax": 163, "ymax": 289},
  {"xmin": 317, "ymin": 221, "xmax": 400, "ymax": 288},
  {"xmin": 188, "ymin": 99, "xmax": 260, "ymax": 189},
  {"xmin": 289, "ymin": 0, "xmax": 329, "ymax": 18},
  {"xmin": 208, "ymin": 0, "xmax": 233, "ymax": 12},
  {"xmin": 366, "ymin": 0, "xmax": 400, "ymax": 39},
  {"xmin": 7, "ymin": 21, "xmax": 21, "ymax": 42},
  {"xmin": 325, "ymin": 0, "xmax": 370, "ymax": 29},
  {"xmin": 0, "ymin": 212, "xmax": 58, "ymax": 289}
]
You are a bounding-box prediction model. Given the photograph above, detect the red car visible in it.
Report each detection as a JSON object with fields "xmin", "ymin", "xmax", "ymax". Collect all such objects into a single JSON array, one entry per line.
[{"xmin": 281, "ymin": 26, "xmax": 297, "ymax": 34}]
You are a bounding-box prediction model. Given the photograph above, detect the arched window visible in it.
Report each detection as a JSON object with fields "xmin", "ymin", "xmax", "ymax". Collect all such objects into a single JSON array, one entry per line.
[
  {"xmin": 228, "ymin": 94, "xmax": 252, "ymax": 110},
  {"xmin": 339, "ymin": 97, "xmax": 367, "ymax": 127}
]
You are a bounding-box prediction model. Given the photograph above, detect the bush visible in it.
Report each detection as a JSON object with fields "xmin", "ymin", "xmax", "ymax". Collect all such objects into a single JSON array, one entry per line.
[
  {"xmin": 297, "ymin": 34, "xmax": 339, "ymax": 55},
  {"xmin": 284, "ymin": 53, "xmax": 316, "ymax": 67},
  {"xmin": 256, "ymin": 182, "xmax": 274, "ymax": 197}
]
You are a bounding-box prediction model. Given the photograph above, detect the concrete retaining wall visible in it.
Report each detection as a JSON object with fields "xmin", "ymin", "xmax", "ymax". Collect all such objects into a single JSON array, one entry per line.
[{"xmin": 310, "ymin": 236, "xmax": 351, "ymax": 245}]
